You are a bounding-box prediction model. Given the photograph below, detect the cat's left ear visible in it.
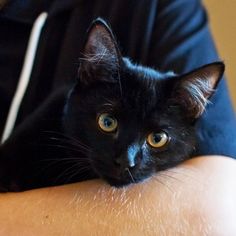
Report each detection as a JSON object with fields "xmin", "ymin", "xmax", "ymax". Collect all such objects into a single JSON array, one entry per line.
[
  {"xmin": 78, "ymin": 18, "xmax": 122, "ymax": 85},
  {"xmin": 171, "ymin": 62, "xmax": 225, "ymax": 119}
]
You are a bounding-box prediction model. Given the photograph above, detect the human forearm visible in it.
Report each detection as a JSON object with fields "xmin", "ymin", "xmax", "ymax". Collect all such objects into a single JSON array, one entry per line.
[{"xmin": 0, "ymin": 156, "xmax": 236, "ymax": 235}]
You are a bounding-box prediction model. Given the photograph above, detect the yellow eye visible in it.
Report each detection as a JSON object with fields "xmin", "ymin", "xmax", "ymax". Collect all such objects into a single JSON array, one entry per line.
[
  {"xmin": 147, "ymin": 131, "xmax": 169, "ymax": 148},
  {"xmin": 98, "ymin": 113, "xmax": 118, "ymax": 132}
]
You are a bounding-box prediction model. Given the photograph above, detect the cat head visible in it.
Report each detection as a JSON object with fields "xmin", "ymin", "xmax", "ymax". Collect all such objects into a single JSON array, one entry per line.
[{"xmin": 64, "ymin": 18, "xmax": 224, "ymax": 187}]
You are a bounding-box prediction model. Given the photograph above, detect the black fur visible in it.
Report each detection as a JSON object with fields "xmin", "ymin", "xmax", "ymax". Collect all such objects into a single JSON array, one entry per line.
[{"xmin": 0, "ymin": 18, "xmax": 224, "ymax": 191}]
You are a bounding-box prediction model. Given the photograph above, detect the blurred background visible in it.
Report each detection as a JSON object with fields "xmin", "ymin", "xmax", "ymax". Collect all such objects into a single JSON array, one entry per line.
[{"xmin": 204, "ymin": 0, "xmax": 236, "ymax": 109}]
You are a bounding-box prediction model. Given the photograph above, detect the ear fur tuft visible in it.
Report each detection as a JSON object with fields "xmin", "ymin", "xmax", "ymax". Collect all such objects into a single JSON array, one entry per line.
[
  {"xmin": 78, "ymin": 18, "xmax": 122, "ymax": 85},
  {"xmin": 173, "ymin": 62, "xmax": 225, "ymax": 118}
]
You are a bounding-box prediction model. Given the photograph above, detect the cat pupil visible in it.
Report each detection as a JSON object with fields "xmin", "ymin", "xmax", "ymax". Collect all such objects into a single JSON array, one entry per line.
[
  {"xmin": 104, "ymin": 118, "xmax": 112, "ymax": 127},
  {"xmin": 153, "ymin": 134, "xmax": 162, "ymax": 143}
]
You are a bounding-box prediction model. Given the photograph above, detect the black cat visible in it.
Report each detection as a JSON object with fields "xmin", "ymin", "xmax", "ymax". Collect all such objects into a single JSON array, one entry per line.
[{"xmin": 0, "ymin": 18, "xmax": 224, "ymax": 192}]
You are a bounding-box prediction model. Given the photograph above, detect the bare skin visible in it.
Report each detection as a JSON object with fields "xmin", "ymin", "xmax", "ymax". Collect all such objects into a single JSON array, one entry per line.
[{"xmin": 0, "ymin": 156, "xmax": 236, "ymax": 236}]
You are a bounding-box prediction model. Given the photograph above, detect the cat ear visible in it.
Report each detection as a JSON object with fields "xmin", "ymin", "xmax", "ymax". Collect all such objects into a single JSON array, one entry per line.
[
  {"xmin": 172, "ymin": 62, "xmax": 225, "ymax": 119},
  {"xmin": 78, "ymin": 18, "xmax": 122, "ymax": 85}
]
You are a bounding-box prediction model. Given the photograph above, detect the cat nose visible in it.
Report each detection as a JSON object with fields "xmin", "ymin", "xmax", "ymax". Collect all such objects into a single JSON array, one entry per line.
[
  {"xmin": 114, "ymin": 157, "xmax": 136, "ymax": 170},
  {"xmin": 115, "ymin": 144, "xmax": 139, "ymax": 169}
]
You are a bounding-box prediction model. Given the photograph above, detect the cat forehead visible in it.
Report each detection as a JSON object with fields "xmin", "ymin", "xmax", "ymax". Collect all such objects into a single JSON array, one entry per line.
[
  {"xmin": 123, "ymin": 57, "xmax": 175, "ymax": 81},
  {"xmin": 92, "ymin": 66, "xmax": 175, "ymax": 114},
  {"xmin": 98, "ymin": 86, "xmax": 166, "ymax": 119},
  {"xmin": 120, "ymin": 62, "xmax": 175, "ymax": 109}
]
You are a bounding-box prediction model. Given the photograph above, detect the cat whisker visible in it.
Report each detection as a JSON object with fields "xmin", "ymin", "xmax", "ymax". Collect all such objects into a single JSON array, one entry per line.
[
  {"xmin": 43, "ymin": 130, "xmax": 91, "ymax": 150},
  {"xmin": 157, "ymin": 172, "xmax": 184, "ymax": 184},
  {"xmin": 53, "ymin": 162, "xmax": 86, "ymax": 184},
  {"xmin": 125, "ymin": 168, "xmax": 135, "ymax": 183},
  {"xmin": 48, "ymin": 137, "xmax": 93, "ymax": 153},
  {"xmin": 63, "ymin": 165, "xmax": 92, "ymax": 184},
  {"xmin": 40, "ymin": 143, "xmax": 91, "ymax": 156},
  {"xmin": 64, "ymin": 165, "xmax": 92, "ymax": 184},
  {"xmin": 40, "ymin": 133, "xmax": 93, "ymax": 154},
  {"xmin": 40, "ymin": 157, "xmax": 90, "ymax": 164},
  {"xmin": 151, "ymin": 175, "xmax": 174, "ymax": 194},
  {"xmin": 164, "ymin": 168, "xmax": 200, "ymax": 184},
  {"xmin": 37, "ymin": 159, "xmax": 78, "ymax": 176}
]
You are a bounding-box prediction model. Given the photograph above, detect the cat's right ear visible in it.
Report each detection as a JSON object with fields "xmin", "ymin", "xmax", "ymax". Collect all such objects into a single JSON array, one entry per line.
[
  {"xmin": 170, "ymin": 62, "xmax": 225, "ymax": 119},
  {"xmin": 78, "ymin": 18, "xmax": 122, "ymax": 86}
]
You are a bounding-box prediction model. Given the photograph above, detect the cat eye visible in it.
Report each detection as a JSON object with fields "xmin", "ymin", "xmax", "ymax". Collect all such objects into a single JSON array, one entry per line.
[
  {"xmin": 98, "ymin": 113, "xmax": 118, "ymax": 133},
  {"xmin": 147, "ymin": 131, "xmax": 169, "ymax": 148}
]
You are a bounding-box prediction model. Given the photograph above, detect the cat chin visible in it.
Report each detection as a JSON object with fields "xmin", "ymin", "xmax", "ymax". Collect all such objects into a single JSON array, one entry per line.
[
  {"xmin": 104, "ymin": 176, "xmax": 137, "ymax": 187},
  {"xmin": 102, "ymin": 173, "xmax": 150, "ymax": 188}
]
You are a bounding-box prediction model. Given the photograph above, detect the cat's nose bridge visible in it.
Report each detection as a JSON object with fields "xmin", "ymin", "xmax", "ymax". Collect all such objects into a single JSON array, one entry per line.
[
  {"xmin": 127, "ymin": 144, "xmax": 139, "ymax": 167},
  {"xmin": 115, "ymin": 143, "xmax": 140, "ymax": 169}
]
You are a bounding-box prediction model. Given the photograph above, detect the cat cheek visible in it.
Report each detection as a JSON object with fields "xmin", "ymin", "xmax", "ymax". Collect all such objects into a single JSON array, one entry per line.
[{"xmin": 140, "ymin": 148, "xmax": 154, "ymax": 167}]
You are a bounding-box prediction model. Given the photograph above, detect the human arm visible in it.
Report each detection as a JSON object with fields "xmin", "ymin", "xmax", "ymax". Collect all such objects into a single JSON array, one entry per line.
[{"xmin": 0, "ymin": 156, "xmax": 235, "ymax": 235}]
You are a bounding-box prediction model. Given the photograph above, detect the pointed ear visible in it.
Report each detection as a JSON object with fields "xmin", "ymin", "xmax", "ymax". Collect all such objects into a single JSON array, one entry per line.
[
  {"xmin": 171, "ymin": 62, "xmax": 225, "ymax": 119},
  {"xmin": 78, "ymin": 18, "xmax": 122, "ymax": 85}
]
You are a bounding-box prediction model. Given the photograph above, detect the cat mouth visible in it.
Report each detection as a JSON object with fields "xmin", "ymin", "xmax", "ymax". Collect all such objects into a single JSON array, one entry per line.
[
  {"xmin": 100, "ymin": 169, "xmax": 143, "ymax": 187},
  {"xmin": 91, "ymin": 159, "xmax": 143, "ymax": 187},
  {"xmin": 101, "ymin": 168, "xmax": 153, "ymax": 187},
  {"xmin": 103, "ymin": 175, "xmax": 137, "ymax": 187}
]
